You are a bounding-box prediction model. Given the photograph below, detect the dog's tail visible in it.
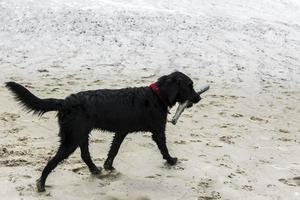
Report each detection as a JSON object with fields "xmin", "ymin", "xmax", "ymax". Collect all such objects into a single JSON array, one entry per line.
[{"xmin": 5, "ymin": 82, "xmax": 64, "ymax": 116}]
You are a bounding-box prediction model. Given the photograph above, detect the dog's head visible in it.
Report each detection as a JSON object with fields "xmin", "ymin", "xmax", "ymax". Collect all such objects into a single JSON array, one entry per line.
[{"xmin": 157, "ymin": 71, "xmax": 201, "ymax": 107}]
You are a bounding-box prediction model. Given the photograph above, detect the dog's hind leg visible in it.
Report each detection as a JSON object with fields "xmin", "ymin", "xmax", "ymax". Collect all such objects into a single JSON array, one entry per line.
[
  {"xmin": 80, "ymin": 138, "xmax": 102, "ymax": 174},
  {"xmin": 36, "ymin": 142, "xmax": 78, "ymax": 192},
  {"xmin": 104, "ymin": 133, "xmax": 127, "ymax": 171},
  {"xmin": 151, "ymin": 131, "xmax": 177, "ymax": 166}
]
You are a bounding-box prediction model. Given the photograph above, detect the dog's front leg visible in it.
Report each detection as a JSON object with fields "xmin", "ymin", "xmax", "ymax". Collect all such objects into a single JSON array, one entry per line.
[
  {"xmin": 104, "ymin": 133, "xmax": 127, "ymax": 170},
  {"xmin": 151, "ymin": 132, "xmax": 177, "ymax": 165}
]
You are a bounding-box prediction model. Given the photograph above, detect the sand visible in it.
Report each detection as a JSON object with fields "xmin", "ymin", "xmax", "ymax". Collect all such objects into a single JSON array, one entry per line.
[{"xmin": 0, "ymin": 0, "xmax": 300, "ymax": 199}]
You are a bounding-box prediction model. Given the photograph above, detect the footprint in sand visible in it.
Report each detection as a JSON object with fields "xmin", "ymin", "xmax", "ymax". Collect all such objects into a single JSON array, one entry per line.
[
  {"xmin": 206, "ymin": 141, "xmax": 222, "ymax": 148},
  {"xmin": 209, "ymin": 101, "xmax": 222, "ymax": 107},
  {"xmin": 278, "ymin": 137, "xmax": 294, "ymax": 142},
  {"xmin": 279, "ymin": 177, "xmax": 300, "ymax": 187},
  {"xmin": 72, "ymin": 166, "xmax": 88, "ymax": 174},
  {"xmin": 250, "ymin": 116, "xmax": 268, "ymax": 123},
  {"xmin": 195, "ymin": 178, "xmax": 221, "ymax": 200},
  {"xmin": 0, "ymin": 112, "xmax": 20, "ymax": 122},
  {"xmin": 241, "ymin": 185, "xmax": 254, "ymax": 191},
  {"xmin": 17, "ymin": 183, "xmax": 46, "ymax": 197},
  {"xmin": 145, "ymin": 174, "xmax": 163, "ymax": 179},
  {"xmin": 72, "ymin": 166, "xmax": 123, "ymax": 184},
  {"xmin": 37, "ymin": 69, "xmax": 49, "ymax": 73},
  {"xmin": 219, "ymin": 136, "xmax": 235, "ymax": 144},
  {"xmin": 174, "ymin": 140, "xmax": 187, "ymax": 144},
  {"xmin": 0, "ymin": 158, "xmax": 30, "ymax": 167},
  {"xmin": 198, "ymin": 178, "xmax": 213, "ymax": 189},
  {"xmin": 235, "ymin": 167, "xmax": 247, "ymax": 175},
  {"xmin": 190, "ymin": 139, "xmax": 202, "ymax": 143},
  {"xmin": 218, "ymin": 123, "xmax": 234, "ymax": 128},
  {"xmin": 278, "ymin": 129, "xmax": 290, "ymax": 133},
  {"xmin": 96, "ymin": 170, "xmax": 123, "ymax": 187},
  {"xmin": 232, "ymin": 113, "xmax": 243, "ymax": 118},
  {"xmin": 94, "ymin": 170, "xmax": 122, "ymax": 181},
  {"xmin": 160, "ymin": 162, "xmax": 185, "ymax": 171},
  {"xmin": 3, "ymin": 127, "xmax": 24, "ymax": 135}
]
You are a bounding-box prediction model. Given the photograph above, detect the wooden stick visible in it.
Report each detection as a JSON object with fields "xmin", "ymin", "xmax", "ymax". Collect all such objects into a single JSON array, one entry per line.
[{"xmin": 170, "ymin": 85, "xmax": 209, "ymax": 125}]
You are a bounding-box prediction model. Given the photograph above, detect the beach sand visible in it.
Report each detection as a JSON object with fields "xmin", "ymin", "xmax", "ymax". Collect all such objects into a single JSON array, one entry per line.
[{"xmin": 0, "ymin": 0, "xmax": 300, "ymax": 199}]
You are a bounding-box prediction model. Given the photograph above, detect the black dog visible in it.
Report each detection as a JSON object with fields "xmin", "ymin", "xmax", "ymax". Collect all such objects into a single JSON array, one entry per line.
[{"xmin": 6, "ymin": 71, "xmax": 200, "ymax": 192}]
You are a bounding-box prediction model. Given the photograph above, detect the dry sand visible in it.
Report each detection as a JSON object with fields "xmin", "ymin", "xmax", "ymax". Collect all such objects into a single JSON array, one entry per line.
[{"xmin": 0, "ymin": 0, "xmax": 300, "ymax": 199}]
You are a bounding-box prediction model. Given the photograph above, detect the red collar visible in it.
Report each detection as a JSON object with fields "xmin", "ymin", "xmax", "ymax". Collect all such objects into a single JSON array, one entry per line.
[
  {"xmin": 149, "ymin": 83, "xmax": 170, "ymax": 109},
  {"xmin": 149, "ymin": 83, "xmax": 160, "ymax": 94}
]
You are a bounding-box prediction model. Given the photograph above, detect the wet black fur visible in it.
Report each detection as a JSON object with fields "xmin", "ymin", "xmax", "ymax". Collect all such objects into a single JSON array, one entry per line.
[{"xmin": 5, "ymin": 71, "xmax": 200, "ymax": 192}]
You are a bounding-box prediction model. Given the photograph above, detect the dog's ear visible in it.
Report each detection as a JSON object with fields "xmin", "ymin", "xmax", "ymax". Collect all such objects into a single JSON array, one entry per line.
[
  {"xmin": 157, "ymin": 75, "xmax": 168, "ymax": 83},
  {"xmin": 165, "ymin": 85, "xmax": 178, "ymax": 106},
  {"xmin": 161, "ymin": 75, "xmax": 179, "ymax": 106}
]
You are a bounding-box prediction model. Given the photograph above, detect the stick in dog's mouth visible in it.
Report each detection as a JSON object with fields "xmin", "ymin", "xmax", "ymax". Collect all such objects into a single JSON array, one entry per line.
[{"xmin": 170, "ymin": 85, "xmax": 209, "ymax": 125}]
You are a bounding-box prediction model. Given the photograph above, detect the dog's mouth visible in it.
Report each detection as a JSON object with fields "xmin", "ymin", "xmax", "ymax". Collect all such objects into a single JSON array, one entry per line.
[
  {"xmin": 176, "ymin": 98, "xmax": 193, "ymax": 108},
  {"xmin": 178, "ymin": 95, "xmax": 200, "ymax": 108}
]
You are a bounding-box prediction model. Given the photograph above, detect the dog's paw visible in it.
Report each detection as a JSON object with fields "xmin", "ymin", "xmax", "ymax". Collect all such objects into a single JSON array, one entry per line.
[
  {"xmin": 91, "ymin": 166, "xmax": 102, "ymax": 175},
  {"xmin": 167, "ymin": 157, "xmax": 178, "ymax": 166},
  {"xmin": 36, "ymin": 178, "xmax": 45, "ymax": 192},
  {"xmin": 104, "ymin": 163, "xmax": 115, "ymax": 171}
]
